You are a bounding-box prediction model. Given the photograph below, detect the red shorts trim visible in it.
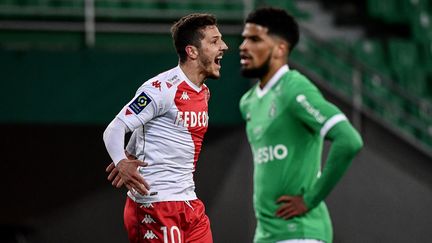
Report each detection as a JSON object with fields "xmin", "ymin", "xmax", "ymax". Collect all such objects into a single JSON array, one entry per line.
[{"xmin": 123, "ymin": 197, "xmax": 213, "ymax": 243}]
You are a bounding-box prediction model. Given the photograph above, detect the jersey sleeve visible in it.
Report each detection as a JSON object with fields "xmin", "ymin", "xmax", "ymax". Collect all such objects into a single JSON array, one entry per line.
[
  {"xmin": 116, "ymin": 80, "xmax": 171, "ymax": 131},
  {"xmin": 303, "ymin": 119, "xmax": 363, "ymax": 209},
  {"xmin": 290, "ymin": 87, "xmax": 347, "ymax": 138}
]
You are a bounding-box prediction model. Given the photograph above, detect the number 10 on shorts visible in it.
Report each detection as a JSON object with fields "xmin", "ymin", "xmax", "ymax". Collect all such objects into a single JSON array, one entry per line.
[{"xmin": 161, "ymin": 226, "xmax": 181, "ymax": 243}]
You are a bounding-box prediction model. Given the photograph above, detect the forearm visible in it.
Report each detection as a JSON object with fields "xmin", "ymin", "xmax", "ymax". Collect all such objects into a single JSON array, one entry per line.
[
  {"xmin": 103, "ymin": 118, "xmax": 131, "ymax": 166},
  {"xmin": 304, "ymin": 121, "xmax": 363, "ymax": 209}
]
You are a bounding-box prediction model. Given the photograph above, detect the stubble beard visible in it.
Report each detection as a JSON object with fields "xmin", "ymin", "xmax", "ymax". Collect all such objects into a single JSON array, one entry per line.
[
  {"xmin": 241, "ymin": 51, "xmax": 272, "ymax": 79},
  {"xmin": 199, "ymin": 50, "xmax": 219, "ymax": 80}
]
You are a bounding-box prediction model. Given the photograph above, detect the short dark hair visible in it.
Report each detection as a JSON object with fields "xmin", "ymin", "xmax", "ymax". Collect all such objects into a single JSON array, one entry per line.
[
  {"xmin": 245, "ymin": 7, "xmax": 299, "ymax": 52},
  {"xmin": 171, "ymin": 13, "xmax": 217, "ymax": 63}
]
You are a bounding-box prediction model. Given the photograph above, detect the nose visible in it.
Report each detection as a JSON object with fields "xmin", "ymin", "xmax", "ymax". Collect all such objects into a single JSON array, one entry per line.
[
  {"xmin": 239, "ymin": 39, "xmax": 248, "ymax": 50},
  {"xmin": 221, "ymin": 40, "xmax": 228, "ymax": 51}
]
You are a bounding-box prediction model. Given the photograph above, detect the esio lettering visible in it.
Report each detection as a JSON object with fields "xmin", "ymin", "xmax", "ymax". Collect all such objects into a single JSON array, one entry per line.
[{"xmin": 253, "ymin": 144, "xmax": 288, "ymax": 164}]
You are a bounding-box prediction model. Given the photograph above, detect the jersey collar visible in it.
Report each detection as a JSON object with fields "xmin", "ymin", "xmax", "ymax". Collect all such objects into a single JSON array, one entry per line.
[
  {"xmin": 177, "ymin": 65, "xmax": 203, "ymax": 93},
  {"xmin": 256, "ymin": 64, "xmax": 289, "ymax": 98}
]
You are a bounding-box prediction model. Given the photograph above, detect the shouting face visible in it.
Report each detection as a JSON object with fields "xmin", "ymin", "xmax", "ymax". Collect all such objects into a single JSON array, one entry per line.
[{"xmin": 196, "ymin": 25, "xmax": 229, "ymax": 79}]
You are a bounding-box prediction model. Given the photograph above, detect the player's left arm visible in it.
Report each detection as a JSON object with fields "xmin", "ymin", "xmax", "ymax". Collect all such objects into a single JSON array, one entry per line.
[
  {"xmin": 303, "ymin": 119, "xmax": 363, "ymax": 208},
  {"xmin": 276, "ymin": 121, "xmax": 363, "ymax": 219},
  {"xmin": 276, "ymin": 87, "xmax": 363, "ymax": 219}
]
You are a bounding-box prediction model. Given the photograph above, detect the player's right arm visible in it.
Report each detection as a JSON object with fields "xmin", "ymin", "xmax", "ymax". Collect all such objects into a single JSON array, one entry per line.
[
  {"xmin": 103, "ymin": 117, "xmax": 150, "ymax": 195},
  {"xmin": 103, "ymin": 80, "xmax": 169, "ymax": 195},
  {"xmin": 104, "ymin": 124, "xmax": 141, "ymax": 189}
]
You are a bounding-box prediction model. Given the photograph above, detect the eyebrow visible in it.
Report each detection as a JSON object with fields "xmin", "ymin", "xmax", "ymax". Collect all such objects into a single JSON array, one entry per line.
[{"xmin": 243, "ymin": 34, "xmax": 261, "ymax": 39}]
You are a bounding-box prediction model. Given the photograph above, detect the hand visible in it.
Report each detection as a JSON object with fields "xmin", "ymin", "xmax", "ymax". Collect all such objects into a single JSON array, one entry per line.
[
  {"xmin": 106, "ymin": 162, "xmax": 124, "ymax": 188},
  {"xmin": 106, "ymin": 152, "xmax": 137, "ymax": 188},
  {"xmin": 275, "ymin": 195, "xmax": 308, "ymax": 220},
  {"xmin": 116, "ymin": 158, "xmax": 150, "ymax": 195},
  {"xmin": 106, "ymin": 158, "xmax": 149, "ymax": 195}
]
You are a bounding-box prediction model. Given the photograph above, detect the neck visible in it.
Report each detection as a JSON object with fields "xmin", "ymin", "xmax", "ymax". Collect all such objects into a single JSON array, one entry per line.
[
  {"xmin": 259, "ymin": 62, "xmax": 286, "ymax": 89},
  {"xmin": 179, "ymin": 62, "xmax": 206, "ymax": 87}
]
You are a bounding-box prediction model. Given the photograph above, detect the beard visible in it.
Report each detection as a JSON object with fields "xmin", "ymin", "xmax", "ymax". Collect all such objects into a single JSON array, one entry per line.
[
  {"xmin": 198, "ymin": 50, "xmax": 219, "ymax": 80},
  {"xmin": 241, "ymin": 51, "xmax": 272, "ymax": 79}
]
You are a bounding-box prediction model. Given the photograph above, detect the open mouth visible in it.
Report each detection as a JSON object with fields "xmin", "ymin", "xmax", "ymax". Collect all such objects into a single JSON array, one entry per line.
[
  {"xmin": 214, "ymin": 54, "xmax": 223, "ymax": 66},
  {"xmin": 240, "ymin": 54, "xmax": 251, "ymax": 65}
]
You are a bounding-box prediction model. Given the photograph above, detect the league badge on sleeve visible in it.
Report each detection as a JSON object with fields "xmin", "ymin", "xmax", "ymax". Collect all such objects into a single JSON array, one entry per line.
[{"xmin": 128, "ymin": 92, "xmax": 152, "ymax": 114}]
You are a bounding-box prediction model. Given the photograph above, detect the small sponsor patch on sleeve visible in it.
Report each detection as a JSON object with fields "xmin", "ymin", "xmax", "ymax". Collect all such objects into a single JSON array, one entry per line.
[{"xmin": 128, "ymin": 92, "xmax": 152, "ymax": 114}]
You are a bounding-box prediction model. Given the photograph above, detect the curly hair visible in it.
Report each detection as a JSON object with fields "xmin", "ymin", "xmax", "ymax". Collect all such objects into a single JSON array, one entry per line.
[{"xmin": 246, "ymin": 7, "xmax": 299, "ymax": 52}]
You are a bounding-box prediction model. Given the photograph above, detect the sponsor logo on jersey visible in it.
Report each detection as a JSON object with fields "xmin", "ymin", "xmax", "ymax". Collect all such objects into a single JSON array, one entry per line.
[
  {"xmin": 253, "ymin": 144, "xmax": 288, "ymax": 164},
  {"xmin": 143, "ymin": 230, "xmax": 158, "ymax": 240},
  {"xmin": 175, "ymin": 111, "xmax": 208, "ymax": 128},
  {"xmin": 141, "ymin": 214, "xmax": 156, "ymax": 224},
  {"xmin": 296, "ymin": 94, "xmax": 326, "ymax": 123},
  {"xmin": 167, "ymin": 74, "xmax": 180, "ymax": 84},
  {"xmin": 166, "ymin": 82, "xmax": 172, "ymax": 89},
  {"xmin": 152, "ymin": 80, "xmax": 162, "ymax": 91},
  {"xmin": 125, "ymin": 109, "xmax": 133, "ymax": 116},
  {"xmin": 129, "ymin": 92, "xmax": 152, "ymax": 114},
  {"xmin": 180, "ymin": 91, "xmax": 190, "ymax": 100}
]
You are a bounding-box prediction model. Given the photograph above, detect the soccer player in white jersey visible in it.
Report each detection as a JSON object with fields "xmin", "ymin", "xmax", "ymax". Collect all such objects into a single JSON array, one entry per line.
[
  {"xmin": 103, "ymin": 13, "xmax": 228, "ymax": 242},
  {"xmin": 239, "ymin": 8, "xmax": 363, "ymax": 243}
]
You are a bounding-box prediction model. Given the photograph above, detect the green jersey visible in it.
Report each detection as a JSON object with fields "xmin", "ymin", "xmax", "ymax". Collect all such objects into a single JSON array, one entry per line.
[{"xmin": 239, "ymin": 66, "xmax": 349, "ymax": 243}]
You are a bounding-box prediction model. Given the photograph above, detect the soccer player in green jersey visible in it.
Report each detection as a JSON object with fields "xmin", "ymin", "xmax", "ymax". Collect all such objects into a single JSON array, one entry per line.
[{"xmin": 239, "ymin": 7, "xmax": 364, "ymax": 243}]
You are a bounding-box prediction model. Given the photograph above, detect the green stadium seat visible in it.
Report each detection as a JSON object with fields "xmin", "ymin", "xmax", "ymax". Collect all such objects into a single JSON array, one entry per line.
[
  {"xmin": 406, "ymin": 0, "xmax": 430, "ymax": 11},
  {"xmin": 353, "ymin": 38, "xmax": 388, "ymax": 70},
  {"xmin": 361, "ymin": 71, "xmax": 393, "ymax": 113},
  {"xmin": 122, "ymin": 0, "xmax": 158, "ymax": 10},
  {"xmin": 417, "ymin": 41, "xmax": 432, "ymax": 71},
  {"xmin": 260, "ymin": 0, "xmax": 310, "ymax": 20},
  {"xmin": 95, "ymin": 0, "xmax": 122, "ymax": 9},
  {"xmin": 367, "ymin": 0, "xmax": 401, "ymax": 23},
  {"xmin": 387, "ymin": 39, "xmax": 419, "ymax": 83},
  {"xmin": 387, "ymin": 39, "xmax": 418, "ymax": 68},
  {"xmin": 411, "ymin": 11, "xmax": 432, "ymax": 43}
]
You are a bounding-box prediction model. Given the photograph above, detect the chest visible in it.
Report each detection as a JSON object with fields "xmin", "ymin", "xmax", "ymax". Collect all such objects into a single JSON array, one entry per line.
[
  {"xmin": 245, "ymin": 92, "xmax": 291, "ymax": 141},
  {"xmin": 168, "ymin": 84, "xmax": 210, "ymax": 134}
]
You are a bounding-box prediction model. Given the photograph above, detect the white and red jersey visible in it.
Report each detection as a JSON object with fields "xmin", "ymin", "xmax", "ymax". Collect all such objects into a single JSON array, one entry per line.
[{"xmin": 117, "ymin": 65, "xmax": 210, "ymax": 203}]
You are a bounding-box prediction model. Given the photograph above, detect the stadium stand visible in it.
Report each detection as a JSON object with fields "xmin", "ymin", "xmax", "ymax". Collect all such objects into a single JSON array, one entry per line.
[{"xmin": 293, "ymin": 0, "xmax": 432, "ymax": 154}]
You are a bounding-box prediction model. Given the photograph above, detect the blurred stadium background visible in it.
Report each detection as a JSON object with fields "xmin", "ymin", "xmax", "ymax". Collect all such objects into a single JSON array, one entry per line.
[{"xmin": 1, "ymin": 0, "xmax": 432, "ymax": 242}]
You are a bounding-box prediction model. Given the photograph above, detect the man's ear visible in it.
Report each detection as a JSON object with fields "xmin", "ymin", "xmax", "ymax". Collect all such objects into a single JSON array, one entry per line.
[
  {"xmin": 185, "ymin": 45, "xmax": 199, "ymax": 60},
  {"xmin": 275, "ymin": 41, "xmax": 289, "ymax": 58}
]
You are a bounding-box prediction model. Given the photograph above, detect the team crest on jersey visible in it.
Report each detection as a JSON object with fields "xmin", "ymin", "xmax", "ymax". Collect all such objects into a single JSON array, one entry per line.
[
  {"xmin": 128, "ymin": 92, "xmax": 152, "ymax": 114},
  {"xmin": 152, "ymin": 80, "xmax": 162, "ymax": 91}
]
